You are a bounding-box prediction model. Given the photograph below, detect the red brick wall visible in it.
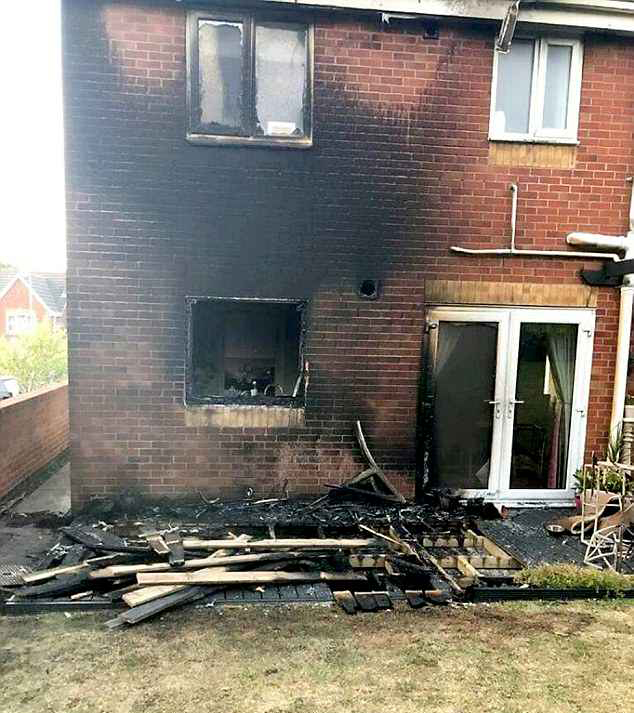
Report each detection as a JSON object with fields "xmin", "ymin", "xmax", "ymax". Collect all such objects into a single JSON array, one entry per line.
[
  {"xmin": 62, "ymin": 0, "xmax": 634, "ymax": 505},
  {"xmin": 0, "ymin": 279, "xmax": 49, "ymax": 337},
  {"xmin": 0, "ymin": 383, "xmax": 70, "ymax": 499}
]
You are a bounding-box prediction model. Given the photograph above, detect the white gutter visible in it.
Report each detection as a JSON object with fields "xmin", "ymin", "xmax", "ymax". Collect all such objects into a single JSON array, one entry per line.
[{"xmin": 257, "ymin": 0, "xmax": 634, "ymax": 35}]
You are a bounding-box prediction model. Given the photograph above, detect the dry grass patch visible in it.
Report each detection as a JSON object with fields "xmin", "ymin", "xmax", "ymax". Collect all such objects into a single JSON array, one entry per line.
[{"xmin": 2, "ymin": 600, "xmax": 634, "ymax": 713}]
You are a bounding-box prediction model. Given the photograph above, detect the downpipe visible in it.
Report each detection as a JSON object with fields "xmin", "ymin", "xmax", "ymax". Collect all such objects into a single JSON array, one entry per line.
[
  {"xmin": 567, "ymin": 179, "xmax": 634, "ymax": 439},
  {"xmin": 451, "ymin": 180, "xmax": 634, "ymax": 441}
]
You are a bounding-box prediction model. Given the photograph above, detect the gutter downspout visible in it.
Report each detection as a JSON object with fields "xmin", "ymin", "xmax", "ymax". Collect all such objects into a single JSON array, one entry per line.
[
  {"xmin": 567, "ymin": 179, "xmax": 634, "ymax": 439},
  {"xmin": 451, "ymin": 180, "xmax": 634, "ymax": 441}
]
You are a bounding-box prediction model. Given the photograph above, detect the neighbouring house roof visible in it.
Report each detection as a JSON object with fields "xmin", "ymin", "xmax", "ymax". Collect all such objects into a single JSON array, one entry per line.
[
  {"xmin": 0, "ymin": 270, "xmax": 67, "ymax": 317},
  {"xmin": 0, "ymin": 270, "xmax": 16, "ymax": 299}
]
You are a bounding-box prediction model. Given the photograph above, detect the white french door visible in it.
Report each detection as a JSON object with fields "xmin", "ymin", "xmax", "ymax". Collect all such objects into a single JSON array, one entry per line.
[{"xmin": 427, "ymin": 306, "xmax": 595, "ymax": 504}]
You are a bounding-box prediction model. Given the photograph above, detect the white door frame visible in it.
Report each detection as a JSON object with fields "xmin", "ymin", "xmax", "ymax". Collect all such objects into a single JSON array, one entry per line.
[
  {"xmin": 428, "ymin": 305, "xmax": 595, "ymax": 506},
  {"xmin": 428, "ymin": 307, "xmax": 510, "ymax": 500}
]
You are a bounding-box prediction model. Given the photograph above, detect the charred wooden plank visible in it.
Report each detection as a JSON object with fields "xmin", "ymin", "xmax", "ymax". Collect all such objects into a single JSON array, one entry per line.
[
  {"xmin": 405, "ymin": 590, "xmax": 427, "ymax": 609},
  {"xmin": 61, "ymin": 526, "xmax": 150, "ymax": 554},
  {"xmin": 106, "ymin": 587, "xmax": 209, "ymax": 628},
  {"xmin": 164, "ymin": 532, "xmax": 185, "ymax": 567},
  {"xmin": 13, "ymin": 571, "xmax": 92, "ymax": 598}
]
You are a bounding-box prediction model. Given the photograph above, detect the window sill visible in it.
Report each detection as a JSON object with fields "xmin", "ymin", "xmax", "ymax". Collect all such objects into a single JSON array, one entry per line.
[
  {"xmin": 186, "ymin": 132, "xmax": 313, "ymax": 150},
  {"xmin": 488, "ymin": 135, "xmax": 580, "ymax": 146},
  {"xmin": 184, "ymin": 402, "xmax": 305, "ymax": 428}
]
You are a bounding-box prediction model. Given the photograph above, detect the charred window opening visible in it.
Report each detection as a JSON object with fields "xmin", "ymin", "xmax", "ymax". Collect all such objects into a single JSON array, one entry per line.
[
  {"xmin": 186, "ymin": 10, "xmax": 312, "ymax": 147},
  {"xmin": 186, "ymin": 298, "xmax": 306, "ymax": 406}
]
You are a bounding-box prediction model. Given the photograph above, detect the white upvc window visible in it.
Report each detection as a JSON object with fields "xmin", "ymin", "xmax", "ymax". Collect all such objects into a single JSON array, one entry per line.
[
  {"xmin": 6, "ymin": 309, "xmax": 35, "ymax": 335},
  {"xmin": 489, "ymin": 37, "xmax": 583, "ymax": 144}
]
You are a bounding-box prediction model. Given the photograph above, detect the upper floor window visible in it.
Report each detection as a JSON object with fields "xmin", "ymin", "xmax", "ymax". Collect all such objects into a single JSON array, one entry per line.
[
  {"xmin": 186, "ymin": 10, "xmax": 312, "ymax": 148},
  {"xmin": 6, "ymin": 310, "xmax": 35, "ymax": 336},
  {"xmin": 489, "ymin": 37, "xmax": 583, "ymax": 144}
]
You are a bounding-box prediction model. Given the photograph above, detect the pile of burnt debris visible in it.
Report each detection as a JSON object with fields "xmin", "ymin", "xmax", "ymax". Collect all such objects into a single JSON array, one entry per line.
[{"xmin": 0, "ymin": 486, "xmax": 529, "ymax": 625}]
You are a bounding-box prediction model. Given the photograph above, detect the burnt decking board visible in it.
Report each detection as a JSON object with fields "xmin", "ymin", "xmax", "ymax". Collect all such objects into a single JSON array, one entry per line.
[
  {"xmin": 12, "ymin": 571, "xmax": 93, "ymax": 598},
  {"xmin": 61, "ymin": 526, "xmax": 150, "ymax": 554},
  {"xmin": 204, "ymin": 582, "xmax": 333, "ymax": 606}
]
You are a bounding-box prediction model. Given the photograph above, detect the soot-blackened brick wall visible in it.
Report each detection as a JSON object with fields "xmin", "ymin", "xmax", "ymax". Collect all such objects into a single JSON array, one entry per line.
[{"xmin": 63, "ymin": 0, "xmax": 634, "ymax": 506}]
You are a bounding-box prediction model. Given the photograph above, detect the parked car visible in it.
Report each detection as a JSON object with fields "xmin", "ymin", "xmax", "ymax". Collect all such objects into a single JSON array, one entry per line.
[{"xmin": 0, "ymin": 376, "xmax": 19, "ymax": 400}]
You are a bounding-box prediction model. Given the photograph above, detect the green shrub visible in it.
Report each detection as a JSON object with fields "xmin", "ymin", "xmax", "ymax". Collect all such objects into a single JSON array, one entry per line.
[
  {"xmin": 0, "ymin": 322, "xmax": 67, "ymax": 393},
  {"xmin": 515, "ymin": 564, "xmax": 634, "ymax": 594}
]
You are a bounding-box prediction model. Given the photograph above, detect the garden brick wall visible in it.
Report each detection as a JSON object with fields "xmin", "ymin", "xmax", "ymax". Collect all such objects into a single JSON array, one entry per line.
[
  {"xmin": 0, "ymin": 383, "xmax": 70, "ymax": 499},
  {"xmin": 63, "ymin": 0, "xmax": 634, "ymax": 506}
]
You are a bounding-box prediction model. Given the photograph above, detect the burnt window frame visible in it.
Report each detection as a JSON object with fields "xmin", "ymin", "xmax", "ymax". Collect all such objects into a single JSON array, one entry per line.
[
  {"xmin": 185, "ymin": 296, "xmax": 308, "ymax": 407},
  {"xmin": 186, "ymin": 8, "xmax": 314, "ymax": 148}
]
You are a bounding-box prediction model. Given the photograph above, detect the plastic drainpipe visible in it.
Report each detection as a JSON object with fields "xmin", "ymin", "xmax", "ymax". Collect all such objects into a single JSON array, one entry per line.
[
  {"xmin": 451, "ymin": 184, "xmax": 622, "ymax": 261},
  {"xmin": 612, "ymin": 285, "xmax": 634, "ymax": 438},
  {"xmin": 567, "ymin": 178, "xmax": 634, "ymax": 438},
  {"xmin": 451, "ymin": 181, "xmax": 634, "ymax": 438}
]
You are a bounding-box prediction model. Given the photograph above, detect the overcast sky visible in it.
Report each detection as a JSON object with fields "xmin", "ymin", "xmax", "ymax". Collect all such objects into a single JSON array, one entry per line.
[{"xmin": 1, "ymin": 1, "xmax": 66, "ymax": 272}]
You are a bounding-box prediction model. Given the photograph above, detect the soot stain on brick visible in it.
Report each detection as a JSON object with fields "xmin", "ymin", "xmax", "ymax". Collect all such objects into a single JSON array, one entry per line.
[{"xmin": 64, "ymin": 3, "xmax": 481, "ymax": 498}]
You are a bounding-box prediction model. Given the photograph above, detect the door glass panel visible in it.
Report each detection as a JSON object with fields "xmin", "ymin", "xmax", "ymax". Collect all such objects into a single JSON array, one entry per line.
[
  {"xmin": 433, "ymin": 322, "xmax": 498, "ymax": 489},
  {"xmin": 510, "ymin": 323, "xmax": 577, "ymax": 489}
]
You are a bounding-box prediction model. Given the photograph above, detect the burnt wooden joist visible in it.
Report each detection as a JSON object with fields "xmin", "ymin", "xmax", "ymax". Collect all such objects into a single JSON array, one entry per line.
[{"xmin": 61, "ymin": 526, "xmax": 151, "ymax": 554}]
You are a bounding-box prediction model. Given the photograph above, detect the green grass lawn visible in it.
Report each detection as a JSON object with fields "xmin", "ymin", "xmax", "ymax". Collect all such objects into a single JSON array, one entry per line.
[{"xmin": 2, "ymin": 600, "xmax": 634, "ymax": 713}]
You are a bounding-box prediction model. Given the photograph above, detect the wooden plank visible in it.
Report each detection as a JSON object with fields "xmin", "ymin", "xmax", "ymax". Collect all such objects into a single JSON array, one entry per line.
[
  {"xmin": 354, "ymin": 592, "xmax": 379, "ymax": 611},
  {"xmin": 404, "ymin": 590, "xmax": 426, "ymax": 609},
  {"xmin": 165, "ymin": 532, "xmax": 185, "ymax": 566},
  {"xmin": 181, "ymin": 538, "xmax": 377, "ymax": 551},
  {"xmin": 145, "ymin": 534, "xmax": 170, "ymax": 556},
  {"xmin": 14, "ymin": 571, "xmax": 92, "ymax": 598},
  {"xmin": 357, "ymin": 525, "xmax": 414, "ymax": 556},
  {"xmin": 21, "ymin": 554, "xmax": 118, "ymax": 584},
  {"xmin": 91, "ymin": 551, "xmax": 300, "ymax": 579},
  {"xmin": 348, "ymin": 554, "xmax": 386, "ymax": 569},
  {"xmin": 422, "ymin": 536, "xmax": 478, "ymax": 548},
  {"xmin": 333, "ymin": 590, "xmax": 358, "ymax": 614},
  {"xmin": 21, "ymin": 563, "xmax": 91, "ymax": 583},
  {"xmin": 106, "ymin": 587, "xmax": 209, "ymax": 628},
  {"xmin": 468, "ymin": 530, "xmax": 518, "ymax": 563},
  {"xmin": 438, "ymin": 555, "xmax": 519, "ymax": 570},
  {"xmin": 455, "ymin": 555, "xmax": 479, "ymax": 587},
  {"xmin": 119, "ymin": 546, "xmax": 249, "ymax": 610},
  {"xmin": 136, "ymin": 570, "xmax": 367, "ymax": 586},
  {"xmin": 123, "ymin": 584, "xmax": 187, "ymax": 607}
]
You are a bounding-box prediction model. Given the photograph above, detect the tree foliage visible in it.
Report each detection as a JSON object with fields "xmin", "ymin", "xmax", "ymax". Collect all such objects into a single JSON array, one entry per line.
[{"xmin": 0, "ymin": 322, "xmax": 68, "ymax": 392}]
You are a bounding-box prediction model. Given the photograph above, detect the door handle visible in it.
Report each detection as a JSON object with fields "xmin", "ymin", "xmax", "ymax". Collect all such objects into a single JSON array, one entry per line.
[
  {"xmin": 507, "ymin": 398, "xmax": 525, "ymax": 418},
  {"xmin": 485, "ymin": 400, "xmax": 502, "ymax": 419}
]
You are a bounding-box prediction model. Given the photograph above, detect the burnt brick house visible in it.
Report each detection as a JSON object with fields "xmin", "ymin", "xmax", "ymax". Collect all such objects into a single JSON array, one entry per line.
[{"xmin": 63, "ymin": 0, "xmax": 634, "ymax": 509}]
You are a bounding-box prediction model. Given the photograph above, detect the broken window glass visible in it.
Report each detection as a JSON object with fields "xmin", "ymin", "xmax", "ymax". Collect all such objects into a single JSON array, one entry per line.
[
  {"xmin": 198, "ymin": 19, "xmax": 244, "ymax": 131},
  {"xmin": 255, "ymin": 24, "xmax": 307, "ymax": 137},
  {"xmin": 189, "ymin": 11, "xmax": 311, "ymax": 143},
  {"xmin": 188, "ymin": 300, "xmax": 303, "ymax": 404}
]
